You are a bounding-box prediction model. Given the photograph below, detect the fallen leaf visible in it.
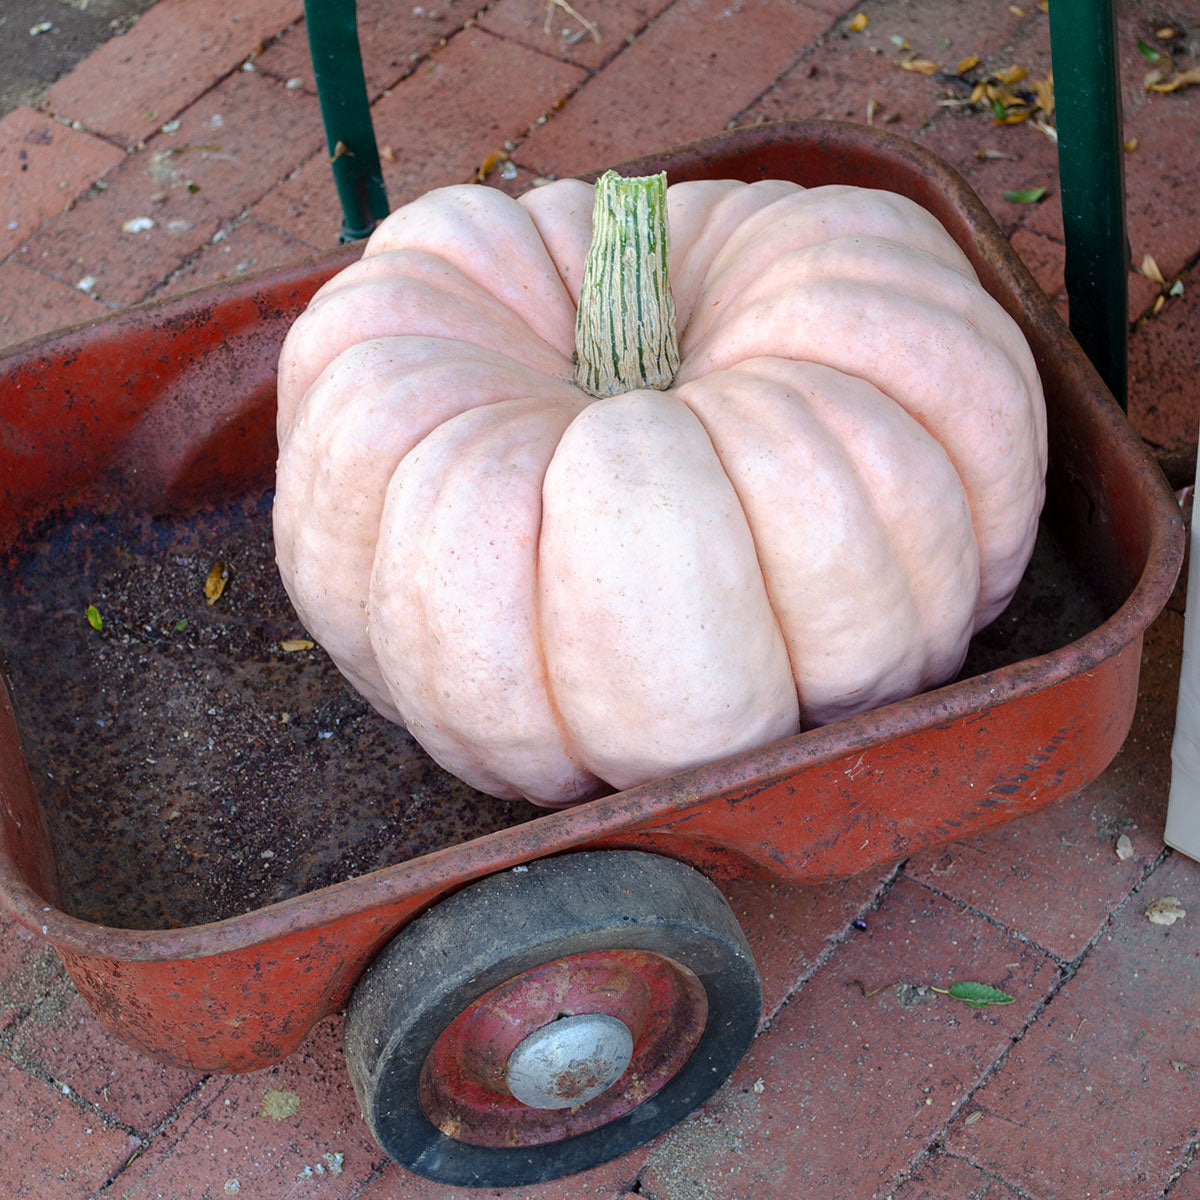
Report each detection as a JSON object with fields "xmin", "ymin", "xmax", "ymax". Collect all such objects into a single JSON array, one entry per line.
[
  {"xmin": 1115, "ymin": 833, "xmax": 1134, "ymax": 860},
  {"xmin": 957, "ymin": 54, "xmax": 981, "ymax": 74},
  {"xmin": 933, "ymin": 981, "xmax": 1016, "ymax": 1009},
  {"xmin": 475, "ymin": 150, "xmax": 509, "ymax": 182},
  {"xmin": 1141, "ymin": 253, "xmax": 1166, "ymax": 284},
  {"xmin": 330, "ymin": 139, "xmax": 352, "ymax": 162},
  {"xmin": 1148, "ymin": 64, "xmax": 1200, "ymax": 93},
  {"xmin": 1137, "ymin": 38, "xmax": 1164, "ymax": 62},
  {"xmin": 995, "ymin": 64, "xmax": 1029, "ymax": 85},
  {"xmin": 866, "ymin": 96, "xmax": 880, "ymax": 124},
  {"xmin": 849, "ymin": 11, "xmax": 869, "ymax": 32},
  {"xmin": 260, "ymin": 1089, "xmax": 301, "ymax": 1121},
  {"xmin": 1152, "ymin": 294, "xmax": 1166, "ymax": 314},
  {"xmin": 86, "ymin": 604, "xmax": 103, "ymax": 632},
  {"xmin": 1169, "ymin": 279, "xmax": 1185, "ymax": 297},
  {"xmin": 1144, "ymin": 896, "xmax": 1186, "ymax": 925},
  {"xmin": 976, "ymin": 146, "xmax": 1015, "ymax": 159},
  {"xmin": 280, "ymin": 638, "xmax": 316, "ymax": 652},
  {"xmin": 1004, "ymin": 186, "xmax": 1047, "ymax": 203},
  {"xmin": 1125, "ymin": 136, "xmax": 1140, "ymax": 152},
  {"xmin": 380, "ymin": 144, "xmax": 397, "ymax": 163},
  {"xmin": 205, "ymin": 562, "xmax": 229, "ymax": 606},
  {"xmin": 899, "ymin": 57, "xmax": 939, "ymax": 75},
  {"xmin": 1157, "ymin": 27, "xmax": 1177, "ymax": 39}
]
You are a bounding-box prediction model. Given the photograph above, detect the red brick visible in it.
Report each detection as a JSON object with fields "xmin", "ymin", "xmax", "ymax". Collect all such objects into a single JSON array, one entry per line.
[
  {"xmin": 18, "ymin": 70, "xmax": 322, "ymax": 308},
  {"xmin": 252, "ymin": 30, "xmax": 586, "ymax": 246},
  {"xmin": 747, "ymin": 0, "xmax": 1037, "ymax": 137},
  {"xmin": 1129, "ymin": 277, "xmax": 1200, "ymax": 455},
  {"xmin": 6, "ymin": 980, "xmax": 204, "ymax": 1136},
  {"xmin": 906, "ymin": 610, "xmax": 1183, "ymax": 962},
  {"xmin": 915, "ymin": 108, "xmax": 1062, "ymax": 238},
  {"xmin": 1170, "ymin": 1160, "xmax": 1200, "ymax": 1200},
  {"xmin": 1009, "ymin": 226, "xmax": 1066, "ymax": 311},
  {"xmin": 945, "ymin": 850, "xmax": 1200, "ymax": 1200},
  {"xmin": 360, "ymin": 1145, "xmax": 648, "ymax": 1199},
  {"xmin": 256, "ymin": 0, "xmax": 491, "ymax": 94},
  {"xmin": 515, "ymin": 0, "xmax": 831, "ymax": 180},
  {"xmin": 480, "ymin": 0, "xmax": 676, "ymax": 73},
  {"xmin": 106, "ymin": 1016, "xmax": 379, "ymax": 1200},
  {"xmin": 638, "ymin": 877, "xmax": 1058, "ymax": 1199},
  {"xmin": 153, "ymin": 216, "xmax": 319, "ymax": 300},
  {"xmin": 893, "ymin": 1150, "xmax": 1024, "ymax": 1198},
  {"xmin": 722, "ymin": 870, "xmax": 893, "ymax": 1021},
  {"xmin": 42, "ymin": 0, "xmax": 304, "ymax": 145},
  {"xmin": 0, "ymin": 107, "xmax": 125, "ymax": 258},
  {"xmin": 0, "ymin": 261, "xmax": 109, "ymax": 354},
  {"xmin": 0, "ymin": 911, "xmax": 61, "ymax": 1033},
  {"xmin": 0, "ymin": 1056, "xmax": 141, "ymax": 1200}
]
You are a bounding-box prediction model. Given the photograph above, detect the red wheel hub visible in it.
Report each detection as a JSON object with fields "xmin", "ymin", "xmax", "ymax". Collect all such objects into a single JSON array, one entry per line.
[{"xmin": 419, "ymin": 949, "xmax": 708, "ymax": 1146}]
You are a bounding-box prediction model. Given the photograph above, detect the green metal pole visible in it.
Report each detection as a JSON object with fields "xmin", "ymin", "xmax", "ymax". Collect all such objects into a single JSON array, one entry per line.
[
  {"xmin": 1048, "ymin": 0, "xmax": 1129, "ymax": 408},
  {"xmin": 304, "ymin": 0, "xmax": 389, "ymax": 242}
]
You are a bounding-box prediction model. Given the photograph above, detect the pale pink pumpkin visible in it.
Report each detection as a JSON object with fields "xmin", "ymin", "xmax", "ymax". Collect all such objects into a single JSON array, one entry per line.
[{"xmin": 273, "ymin": 173, "xmax": 1046, "ymax": 807}]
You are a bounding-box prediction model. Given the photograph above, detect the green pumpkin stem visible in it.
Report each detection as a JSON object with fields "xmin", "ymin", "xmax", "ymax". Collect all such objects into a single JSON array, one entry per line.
[{"xmin": 574, "ymin": 170, "xmax": 680, "ymax": 398}]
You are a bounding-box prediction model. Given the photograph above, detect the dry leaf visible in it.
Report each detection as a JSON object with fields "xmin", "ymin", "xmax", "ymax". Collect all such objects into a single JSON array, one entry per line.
[
  {"xmin": 281, "ymin": 638, "xmax": 315, "ymax": 652},
  {"xmin": 976, "ymin": 146, "xmax": 1015, "ymax": 159},
  {"xmin": 380, "ymin": 144, "xmax": 397, "ymax": 163},
  {"xmin": 1144, "ymin": 896, "xmax": 1186, "ymax": 925},
  {"xmin": 1144, "ymin": 68, "xmax": 1167, "ymax": 89},
  {"xmin": 1140, "ymin": 253, "xmax": 1166, "ymax": 284},
  {"xmin": 957, "ymin": 54, "xmax": 981, "ymax": 74},
  {"xmin": 1032, "ymin": 74, "xmax": 1054, "ymax": 117},
  {"xmin": 970, "ymin": 82, "xmax": 988, "ymax": 104},
  {"xmin": 330, "ymin": 140, "xmax": 352, "ymax": 163},
  {"xmin": 995, "ymin": 64, "xmax": 1029, "ymax": 85},
  {"xmin": 866, "ymin": 97, "xmax": 880, "ymax": 124},
  {"xmin": 899, "ymin": 58, "xmax": 939, "ymax": 75},
  {"xmin": 205, "ymin": 562, "xmax": 229, "ymax": 606},
  {"xmin": 1156, "ymin": 27, "xmax": 1177, "ymax": 39},
  {"xmin": 1115, "ymin": 834, "xmax": 1134, "ymax": 860},
  {"xmin": 849, "ymin": 11, "xmax": 869, "ymax": 31},
  {"xmin": 475, "ymin": 150, "xmax": 509, "ymax": 182},
  {"xmin": 1124, "ymin": 136, "xmax": 1139, "ymax": 152},
  {"xmin": 1009, "ymin": 4, "xmax": 1026, "ymax": 14},
  {"xmin": 1152, "ymin": 294, "xmax": 1166, "ymax": 314},
  {"xmin": 1149, "ymin": 64, "xmax": 1200, "ymax": 93}
]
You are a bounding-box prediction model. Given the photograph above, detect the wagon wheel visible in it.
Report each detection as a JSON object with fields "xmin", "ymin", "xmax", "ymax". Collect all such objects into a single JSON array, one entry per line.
[{"xmin": 343, "ymin": 850, "xmax": 761, "ymax": 1187}]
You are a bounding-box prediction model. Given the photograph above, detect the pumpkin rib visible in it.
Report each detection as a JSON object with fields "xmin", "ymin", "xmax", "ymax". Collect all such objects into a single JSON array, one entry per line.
[
  {"xmin": 678, "ymin": 272, "xmax": 1044, "ymax": 630},
  {"xmin": 276, "ymin": 250, "xmax": 574, "ymax": 432},
  {"xmin": 518, "ymin": 178, "xmax": 597, "ymax": 309},
  {"xmin": 362, "ymin": 183, "xmax": 579, "ymax": 360},
  {"xmin": 274, "ymin": 339, "xmax": 582, "ymax": 732},
  {"xmin": 682, "ymin": 185, "xmax": 979, "ymax": 348},
  {"xmin": 677, "ymin": 357, "xmax": 978, "ymax": 726},
  {"xmin": 664, "ymin": 178, "xmax": 803, "ymax": 330},
  {"xmin": 367, "ymin": 396, "xmax": 600, "ymax": 806},
  {"xmin": 538, "ymin": 391, "xmax": 800, "ymax": 789}
]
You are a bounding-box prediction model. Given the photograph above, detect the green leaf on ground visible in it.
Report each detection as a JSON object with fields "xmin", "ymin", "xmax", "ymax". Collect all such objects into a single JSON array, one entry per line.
[
  {"xmin": 934, "ymin": 981, "xmax": 1016, "ymax": 1008},
  {"xmin": 1004, "ymin": 186, "xmax": 1047, "ymax": 203},
  {"xmin": 85, "ymin": 604, "xmax": 103, "ymax": 631}
]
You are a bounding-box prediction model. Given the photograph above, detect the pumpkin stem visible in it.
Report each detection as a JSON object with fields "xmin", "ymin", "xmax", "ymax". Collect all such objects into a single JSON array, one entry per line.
[{"xmin": 575, "ymin": 170, "xmax": 680, "ymax": 398}]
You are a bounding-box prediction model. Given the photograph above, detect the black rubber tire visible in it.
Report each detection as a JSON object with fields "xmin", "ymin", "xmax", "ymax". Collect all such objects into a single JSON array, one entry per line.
[{"xmin": 343, "ymin": 850, "xmax": 761, "ymax": 1187}]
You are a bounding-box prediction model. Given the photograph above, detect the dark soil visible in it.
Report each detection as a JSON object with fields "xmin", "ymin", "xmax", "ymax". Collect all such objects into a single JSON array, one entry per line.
[
  {"xmin": 0, "ymin": 491, "xmax": 540, "ymax": 930},
  {"xmin": 1, "ymin": 0, "xmax": 160, "ymax": 117}
]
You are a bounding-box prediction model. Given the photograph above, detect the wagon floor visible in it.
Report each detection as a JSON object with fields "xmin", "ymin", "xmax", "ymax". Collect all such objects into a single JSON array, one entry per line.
[{"xmin": 0, "ymin": 493, "xmax": 1106, "ymax": 930}]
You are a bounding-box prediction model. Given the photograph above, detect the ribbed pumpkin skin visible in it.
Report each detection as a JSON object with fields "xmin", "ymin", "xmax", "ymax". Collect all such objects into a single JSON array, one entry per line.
[{"xmin": 273, "ymin": 178, "xmax": 1046, "ymax": 807}]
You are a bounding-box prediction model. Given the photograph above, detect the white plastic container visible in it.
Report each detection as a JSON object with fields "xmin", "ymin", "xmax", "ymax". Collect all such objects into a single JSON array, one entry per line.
[{"xmin": 1166, "ymin": 454, "xmax": 1200, "ymax": 862}]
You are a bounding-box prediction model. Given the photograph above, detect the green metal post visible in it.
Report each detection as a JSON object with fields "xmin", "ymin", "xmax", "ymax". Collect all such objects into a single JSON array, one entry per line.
[
  {"xmin": 1048, "ymin": 0, "xmax": 1129, "ymax": 408},
  {"xmin": 304, "ymin": 0, "xmax": 389, "ymax": 242}
]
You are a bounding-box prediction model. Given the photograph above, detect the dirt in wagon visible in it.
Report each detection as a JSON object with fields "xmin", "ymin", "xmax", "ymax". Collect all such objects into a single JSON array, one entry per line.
[
  {"xmin": 0, "ymin": 491, "xmax": 542, "ymax": 930},
  {"xmin": 0, "ymin": 490, "xmax": 1106, "ymax": 930}
]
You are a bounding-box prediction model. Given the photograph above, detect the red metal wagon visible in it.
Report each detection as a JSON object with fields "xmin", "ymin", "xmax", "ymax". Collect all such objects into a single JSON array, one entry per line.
[{"xmin": 0, "ymin": 123, "xmax": 1183, "ymax": 1187}]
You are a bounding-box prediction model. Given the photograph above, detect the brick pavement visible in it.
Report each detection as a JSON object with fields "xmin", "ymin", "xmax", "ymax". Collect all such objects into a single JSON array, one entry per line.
[{"xmin": 1, "ymin": 0, "xmax": 1198, "ymax": 1196}]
